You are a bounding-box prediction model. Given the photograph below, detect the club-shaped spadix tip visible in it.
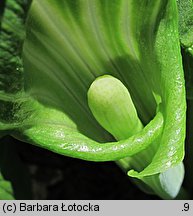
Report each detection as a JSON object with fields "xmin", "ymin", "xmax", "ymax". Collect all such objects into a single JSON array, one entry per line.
[{"xmin": 87, "ymin": 75, "xmax": 143, "ymax": 140}]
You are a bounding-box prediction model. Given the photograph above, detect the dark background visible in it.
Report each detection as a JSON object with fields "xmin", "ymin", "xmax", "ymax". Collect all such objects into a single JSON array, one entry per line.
[
  {"xmin": 19, "ymin": 140, "xmax": 159, "ymax": 200},
  {"xmin": 1, "ymin": 136, "xmax": 160, "ymax": 200},
  {"xmin": 1, "ymin": 129, "xmax": 193, "ymax": 200}
]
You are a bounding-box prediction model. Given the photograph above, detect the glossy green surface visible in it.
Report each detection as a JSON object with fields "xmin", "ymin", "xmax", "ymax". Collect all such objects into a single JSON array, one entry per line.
[
  {"xmin": 18, "ymin": 0, "xmax": 185, "ymax": 175},
  {"xmin": 0, "ymin": 0, "xmax": 187, "ymax": 199}
]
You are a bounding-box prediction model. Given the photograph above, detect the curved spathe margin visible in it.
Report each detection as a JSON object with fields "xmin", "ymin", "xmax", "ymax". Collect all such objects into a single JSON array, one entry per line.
[
  {"xmin": 129, "ymin": 0, "xmax": 186, "ymax": 177},
  {"xmin": 12, "ymin": 105, "xmax": 163, "ymax": 162}
]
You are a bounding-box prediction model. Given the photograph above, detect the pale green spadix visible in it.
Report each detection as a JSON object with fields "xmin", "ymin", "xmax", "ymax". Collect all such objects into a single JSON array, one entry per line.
[{"xmin": 87, "ymin": 75, "xmax": 143, "ymax": 140}]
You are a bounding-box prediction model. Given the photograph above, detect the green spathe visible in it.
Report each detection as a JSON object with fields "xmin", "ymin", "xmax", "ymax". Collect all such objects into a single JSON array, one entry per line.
[{"xmin": 0, "ymin": 0, "xmax": 186, "ymax": 199}]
